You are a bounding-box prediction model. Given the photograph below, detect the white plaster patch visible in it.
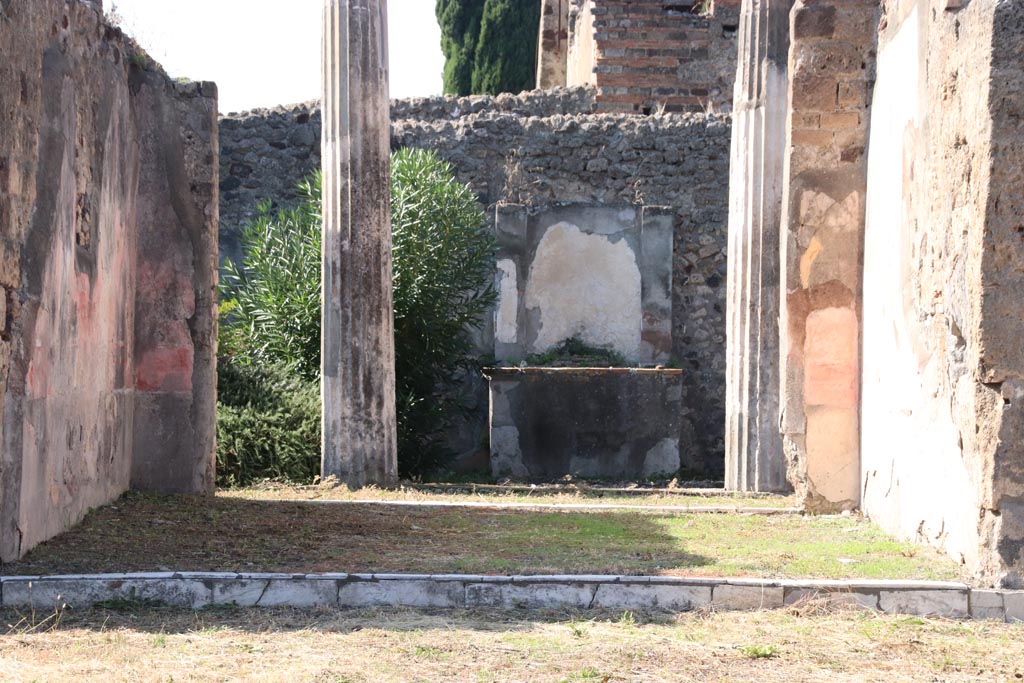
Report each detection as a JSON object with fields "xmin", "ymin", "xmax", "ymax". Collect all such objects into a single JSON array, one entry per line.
[
  {"xmin": 642, "ymin": 438, "xmax": 680, "ymax": 477},
  {"xmin": 525, "ymin": 222, "xmax": 642, "ymax": 359},
  {"xmin": 495, "ymin": 259, "xmax": 519, "ymax": 344}
]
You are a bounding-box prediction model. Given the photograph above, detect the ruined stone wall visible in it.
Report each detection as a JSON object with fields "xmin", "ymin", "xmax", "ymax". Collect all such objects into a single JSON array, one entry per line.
[
  {"xmin": 564, "ymin": 0, "xmax": 740, "ymax": 114},
  {"xmin": 861, "ymin": 0, "xmax": 1024, "ymax": 587},
  {"xmin": 218, "ymin": 88, "xmax": 598, "ymax": 269},
  {"xmin": 219, "ymin": 91, "xmax": 732, "ymax": 475},
  {"xmin": 0, "ymin": 0, "xmax": 217, "ymax": 562}
]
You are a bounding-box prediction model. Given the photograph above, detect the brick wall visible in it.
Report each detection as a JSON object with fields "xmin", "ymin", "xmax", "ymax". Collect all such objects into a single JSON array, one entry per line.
[{"xmin": 567, "ymin": 0, "xmax": 740, "ymax": 114}]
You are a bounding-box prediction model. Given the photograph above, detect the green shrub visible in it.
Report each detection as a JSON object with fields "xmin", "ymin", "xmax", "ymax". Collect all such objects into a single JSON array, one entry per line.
[
  {"xmin": 391, "ymin": 147, "xmax": 497, "ymax": 476},
  {"xmin": 217, "ymin": 148, "xmax": 495, "ymax": 483},
  {"xmin": 215, "ymin": 360, "xmax": 320, "ymax": 488},
  {"xmin": 220, "ymin": 175, "xmax": 322, "ymax": 380},
  {"xmin": 524, "ymin": 337, "xmax": 629, "ymax": 368}
]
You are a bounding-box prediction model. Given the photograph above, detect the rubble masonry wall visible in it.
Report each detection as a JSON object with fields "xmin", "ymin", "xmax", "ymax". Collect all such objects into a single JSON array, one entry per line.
[{"xmin": 219, "ymin": 88, "xmax": 732, "ymax": 475}]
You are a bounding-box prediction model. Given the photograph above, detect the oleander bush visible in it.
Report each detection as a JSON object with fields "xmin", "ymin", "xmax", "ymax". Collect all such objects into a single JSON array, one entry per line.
[{"xmin": 217, "ymin": 148, "xmax": 495, "ymax": 485}]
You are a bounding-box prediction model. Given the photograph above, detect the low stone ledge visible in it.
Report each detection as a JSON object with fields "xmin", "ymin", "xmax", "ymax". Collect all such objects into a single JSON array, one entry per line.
[
  {"xmin": 211, "ymin": 577, "xmax": 339, "ymax": 608},
  {"xmin": 277, "ymin": 497, "xmax": 803, "ymax": 516},
  {"xmin": 2, "ymin": 577, "xmax": 211, "ymax": 610},
  {"xmin": 465, "ymin": 582, "xmax": 598, "ymax": 609},
  {"xmin": 0, "ymin": 573, "xmax": 1019, "ymax": 621},
  {"xmin": 339, "ymin": 579, "xmax": 465, "ymax": 609},
  {"xmin": 712, "ymin": 584, "xmax": 785, "ymax": 611},
  {"xmin": 879, "ymin": 589, "xmax": 970, "ymax": 619},
  {"xmin": 592, "ymin": 583, "xmax": 711, "ymax": 610},
  {"xmin": 783, "ymin": 587, "xmax": 880, "ymax": 610},
  {"xmin": 969, "ymin": 589, "xmax": 1005, "ymax": 621},
  {"xmin": 1003, "ymin": 591, "xmax": 1024, "ymax": 622}
]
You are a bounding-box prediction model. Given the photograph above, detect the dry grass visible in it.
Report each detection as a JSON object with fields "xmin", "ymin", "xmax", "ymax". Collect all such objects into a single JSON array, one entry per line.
[
  {"xmin": 221, "ymin": 482, "xmax": 798, "ymax": 509},
  {"xmin": 1, "ymin": 605, "xmax": 1021, "ymax": 682},
  {"xmin": 3, "ymin": 493, "xmax": 963, "ymax": 581}
]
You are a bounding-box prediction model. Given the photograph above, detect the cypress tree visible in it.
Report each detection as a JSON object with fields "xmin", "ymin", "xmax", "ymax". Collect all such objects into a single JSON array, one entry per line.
[
  {"xmin": 436, "ymin": 0, "xmax": 485, "ymax": 96},
  {"xmin": 472, "ymin": 0, "xmax": 541, "ymax": 95},
  {"xmin": 436, "ymin": 0, "xmax": 540, "ymax": 96}
]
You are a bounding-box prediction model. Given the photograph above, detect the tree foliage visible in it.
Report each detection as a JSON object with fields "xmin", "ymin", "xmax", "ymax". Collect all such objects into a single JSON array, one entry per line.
[
  {"xmin": 436, "ymin": 0, "xmax": 540, "ymax": 96},
  {"xmin": 217, "ymin": 148, "xmax": 495, "ymax": 484}
]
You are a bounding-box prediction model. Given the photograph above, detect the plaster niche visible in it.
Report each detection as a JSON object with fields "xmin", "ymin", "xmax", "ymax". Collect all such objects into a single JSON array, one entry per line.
[
  {"xmin": 493, "ymin": 203, "xmax": 674, "ymax": 366},
  {"xmin": 525, "ymin": 221, "xmax": 642, "ymax": 359}
]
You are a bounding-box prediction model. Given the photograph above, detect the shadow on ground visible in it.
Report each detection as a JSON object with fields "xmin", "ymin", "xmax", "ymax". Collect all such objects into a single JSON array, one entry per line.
[{"xmin": 0, "ymin": 492, "xmax": 963, "ymax": 582}]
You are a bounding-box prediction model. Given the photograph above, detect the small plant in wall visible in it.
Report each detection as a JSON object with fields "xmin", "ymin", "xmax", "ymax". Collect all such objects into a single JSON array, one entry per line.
[
  {"xmin": 128, "ymin": 49, "xmax": 155, "ymax": 71},
  {"xmin": 524, "ymin": 337, "xmax": 629, "ymax": 368}
]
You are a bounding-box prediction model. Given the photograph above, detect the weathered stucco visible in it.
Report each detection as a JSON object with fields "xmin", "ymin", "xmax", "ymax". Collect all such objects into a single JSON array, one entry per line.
[
  {"xmin": 130, "ymin": 75, "xmax": 219, "ymax": 495},
  {"xmin": 566, "ymin": 1, "xmax": 597, "ymax": 88},
  {"xmin": 861, "ymin": 0, "xmax": 1024, "ymax": 588},
  {"xmin": 525, "ymin": 222, "xmax": 643, "ymax": 359},
  {"xmin": 0, "ymin": 0, "xmax": 218, "ymax": 562},
  {"xmin": 725, "ymin": 0, "xmax": 1024, "ymax": 585},
  {"xmin": 495, "ymin": 204, "xmax": 673, "ymax": 367},
  {"xmin": 779, "ymin": 0, "xmax": 877, "ymax": 513},
  {"xmin": 537, "ymin": 0, "xmax": 571, "ymax": 88}
]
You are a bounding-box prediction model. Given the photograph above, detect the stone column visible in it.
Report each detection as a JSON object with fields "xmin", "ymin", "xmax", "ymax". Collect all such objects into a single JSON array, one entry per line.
[
  {"xmin": 321, "ymin": 0, "xmax": 398, "ymax": 488},
  {"xmin": 778, "ymin": 0, "xmax": 876, "ymax": 512},
  {"xmin": 724, "ymin": 0, "xmax": 793, "ymax": 493},
  {"xmin": 537, "ymin": 0, "xmax": 570, "ymax": 88}
]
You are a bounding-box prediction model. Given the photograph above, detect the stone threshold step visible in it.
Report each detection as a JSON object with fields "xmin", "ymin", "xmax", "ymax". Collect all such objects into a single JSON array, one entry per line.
[
  {"xmin": 253, "ymin": 498, "xmax": 801, "ymax": 515},
  {"xmin": 1, "ymin": 573, "xmax": 1020, "ymax": 622}
]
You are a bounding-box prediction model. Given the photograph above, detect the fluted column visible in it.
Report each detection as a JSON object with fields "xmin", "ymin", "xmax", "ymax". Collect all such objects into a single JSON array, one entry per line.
[
  {"xmin": 724, "ymin": 0, "xmax": 792, "ymax": 492},
  {"xmin": 321, "ymin": 0, "xmax": 397, "ymax": 488}
]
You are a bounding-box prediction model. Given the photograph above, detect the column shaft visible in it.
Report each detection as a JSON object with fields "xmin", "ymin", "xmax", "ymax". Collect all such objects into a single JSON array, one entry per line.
[
  {"xmin": 724, "ymin": 0, "xmax": 792, "ymax": 493},
  {"xmin": 321, "ymin": 0, "xmax": 398, "ymax": 488}
]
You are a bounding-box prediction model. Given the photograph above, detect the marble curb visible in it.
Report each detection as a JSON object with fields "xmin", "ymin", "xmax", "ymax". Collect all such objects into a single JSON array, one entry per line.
[
  {"xmin": 254, "ymin": 498, "xmax": 803, "ymax": 515},
  {"xmin": 1, "ymin": 573, "xmax": 1020, "ymax": 621}
]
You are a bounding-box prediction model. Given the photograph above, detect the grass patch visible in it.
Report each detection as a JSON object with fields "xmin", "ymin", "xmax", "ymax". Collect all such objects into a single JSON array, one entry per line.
[
  {"xmin": 3, "ymin": 493, "xmax": 962, "ymax": 581},
  {"xmin": 0, "ymin": 606, "xmax": 1021, "ymax": 683},
  {"xmin": 739, "ymin": 643, "xmax": 780, "ymax": 659}
]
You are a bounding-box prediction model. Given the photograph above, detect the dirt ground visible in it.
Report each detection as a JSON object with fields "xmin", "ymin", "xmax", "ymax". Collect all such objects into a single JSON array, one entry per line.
[
  {"xmin": 1, "ymin": 604, "xmax": 1021, "ymax": 683},
  {"xmin": 2, "ymin": 492, "xmax": 962, "ymax": 581}
]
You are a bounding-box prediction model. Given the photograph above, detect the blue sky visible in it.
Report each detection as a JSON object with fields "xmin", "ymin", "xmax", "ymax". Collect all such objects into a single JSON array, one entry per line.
[{"xmin": 110, "ymin": 0, "xmax": 445, "ymax": 114}]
